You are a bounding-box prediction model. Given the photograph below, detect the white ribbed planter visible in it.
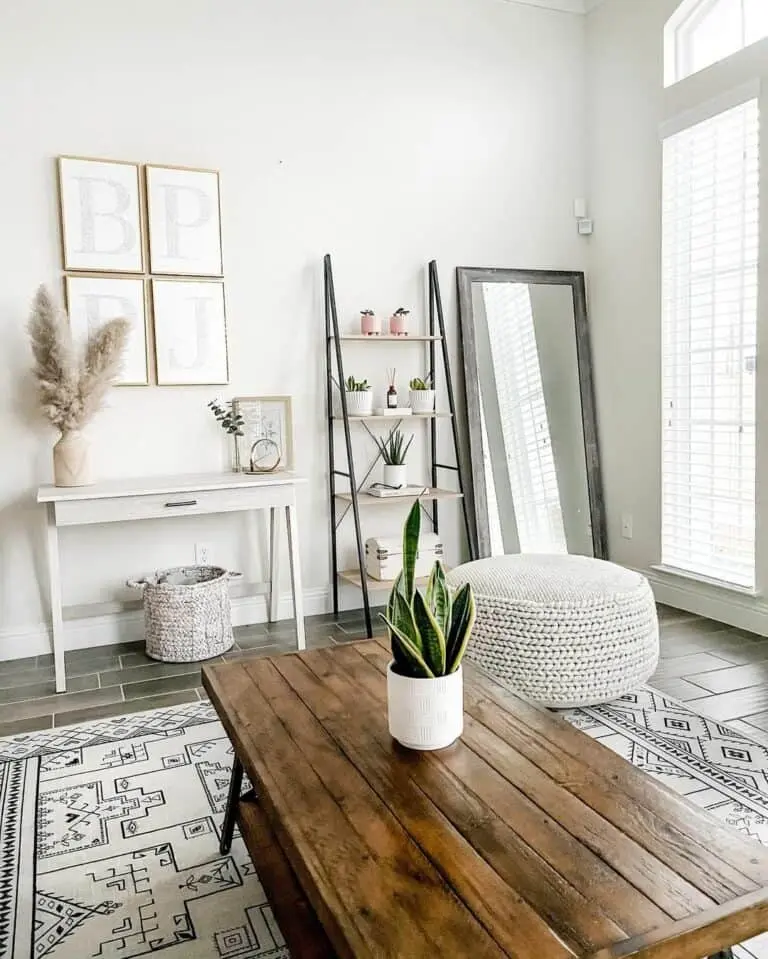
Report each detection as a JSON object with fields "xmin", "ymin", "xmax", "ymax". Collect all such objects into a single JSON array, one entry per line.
[
  {"xmin": 345, "ymin": 390, "xmax": 373, "ymax": 416},
  {"xmin": 409, "ymin": 389, "xmax": 435, "ymax": 414},
  {"xmin": 387, "ymin": 662, "xmax": 463, "ymax": 750},
  {"xmin": 383, "ymin": 464, "xmax": 407, "ymax": 488}
]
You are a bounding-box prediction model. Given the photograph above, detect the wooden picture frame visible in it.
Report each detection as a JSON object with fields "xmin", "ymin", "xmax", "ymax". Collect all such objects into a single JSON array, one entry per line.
[
  {"xmin": 152, "ymin": 278, "xmax": 229, "ymax": 385},
  {"xmin": 64, "ymin": 274, "xmax": 150, "ymax": 386},
  {"xmin": 233, "ymin": 396, "xmax": 294, "ymax": 472},
  {"xmin": 57, "ymin": 156, "xmax": 144, "ymax": 273},
  {"xmin": 145, "ymin": 164, "xmax": 223, "ymax": 277}
]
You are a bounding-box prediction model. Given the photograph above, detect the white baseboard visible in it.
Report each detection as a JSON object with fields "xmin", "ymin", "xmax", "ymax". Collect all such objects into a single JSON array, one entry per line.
[
  {"xmin": 0, "ymin": 587, "xmax": 331, "ymax": 663},
  {"xmin": 643, "ymin": 567, "xmax": 768, "ymax": 637}
]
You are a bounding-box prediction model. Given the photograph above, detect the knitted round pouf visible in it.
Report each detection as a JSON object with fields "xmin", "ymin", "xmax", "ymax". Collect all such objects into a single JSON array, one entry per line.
[{"xmin": 446, "ymin": 554, "xmax": 659, "ymax": 707}]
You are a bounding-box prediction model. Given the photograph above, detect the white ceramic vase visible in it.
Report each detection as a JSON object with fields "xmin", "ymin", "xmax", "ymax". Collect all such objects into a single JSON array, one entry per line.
[
  {"xmin": 387, "ymin": 662, "xmax": 463, "ymax": 750},
  {"xmin": 345, "ymin": 390, "xmax": 373, "ymax": 416},
  {"xmin": 53, "ymin": 430, "xmax": 92, "ymax": 487},
  {"xmin": 383, "ymin": 464, "xmax": 407, "ymax": 488},
  {"xmin": 409, "ymin": 389, "xmax": 436, "ymax": 414}
]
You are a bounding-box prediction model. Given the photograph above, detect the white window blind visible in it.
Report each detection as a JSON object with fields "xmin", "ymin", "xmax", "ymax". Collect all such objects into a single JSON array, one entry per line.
[
  {"xmin": 482, "ymin": 282, "xmax": 567, "ymax": 554},
  {"xmin": 661, "ymin": 97, "xmax": 759, "ymax": 588}
]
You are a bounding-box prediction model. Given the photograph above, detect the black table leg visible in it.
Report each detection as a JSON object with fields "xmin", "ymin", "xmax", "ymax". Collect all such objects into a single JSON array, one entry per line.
[
  {"xmin": 709, "ymin": 950, "xmax": 734, "ymax": 958},
  {"xmin": 219, "ymin": 756, "xmax": 244, "ymax": 854}
]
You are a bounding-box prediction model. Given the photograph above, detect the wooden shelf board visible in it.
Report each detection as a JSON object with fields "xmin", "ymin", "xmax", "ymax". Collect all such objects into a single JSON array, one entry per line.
[
  {"xmin": 338, "ymin": 569, "xmax": 447, "ymax": 590},
  {"xmin": 331, "ymin": 334, "xmax": 443, "ymax": 342},
  {"xmin": 332, "ymin": 413, "xmax": 451, "ymax": 421},
  {"xmin": 335, "ymin": 488, "xmax": 463, "ymax": 505}
]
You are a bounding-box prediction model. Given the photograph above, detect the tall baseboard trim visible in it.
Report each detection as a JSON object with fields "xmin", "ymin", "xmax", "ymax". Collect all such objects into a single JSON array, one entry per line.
[
  {"xmin": 642, "ymin": 567, "xmax": 768, "ymax": 637},
  {"xmin": 0, "ymin": 587, "xmax": 331, "ymax": 663}
]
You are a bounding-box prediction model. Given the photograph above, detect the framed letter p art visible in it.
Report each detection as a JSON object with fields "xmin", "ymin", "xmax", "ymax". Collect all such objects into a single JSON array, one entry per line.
[
  {"xmin": 57, "ymin": 156, "xmax": 144, "ymax": 273},
  {"xmin": 146, "ymin": 165, "xmax": 223, "ymax": 276}
]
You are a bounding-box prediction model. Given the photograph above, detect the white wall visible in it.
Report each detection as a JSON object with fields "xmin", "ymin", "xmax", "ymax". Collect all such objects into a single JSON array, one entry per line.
[
  {"xmin": 0, "ymin": 0, "xmax": 587, "ymax": 658},
  {"xmin": 585, "ymin": 0, "xmax": 768, "ymax": 632}
]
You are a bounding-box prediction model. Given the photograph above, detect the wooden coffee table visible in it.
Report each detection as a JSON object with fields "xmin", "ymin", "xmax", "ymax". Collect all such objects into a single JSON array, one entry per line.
[{"xmin": 202, "ymin": 639, "xmax": 768, "ymax": 959}]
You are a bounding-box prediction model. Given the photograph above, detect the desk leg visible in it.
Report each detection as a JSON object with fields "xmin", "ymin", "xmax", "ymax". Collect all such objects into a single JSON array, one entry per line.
[
  {"xmin": 285, "ymin": 504, "xmax": 305, "ymax": 651},
  {"xmin": 220, "ymin": 756, "xmax": 244, "ymax": 854},
  {"xmin": 46, "ymin": 503, "xmax": 67, "ymax": 693},
  {"xmin": 268, "ymin": 507, "xmax": 280, "ymax": 623},
  {"xmin": 708, "ymin": 951, "xmax": 734, "ymax": 959}
]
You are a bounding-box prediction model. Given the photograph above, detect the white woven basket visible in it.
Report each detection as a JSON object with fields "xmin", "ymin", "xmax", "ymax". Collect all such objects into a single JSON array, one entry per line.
[{"xmin": 128, "ymin": 566, "xmax": 237, "ymax": 663}]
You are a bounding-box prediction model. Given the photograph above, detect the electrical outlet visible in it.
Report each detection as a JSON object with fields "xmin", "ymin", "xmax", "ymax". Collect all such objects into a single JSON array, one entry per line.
[
  {"xmin": 195, "ymin": 543, "xmax": 211, "ymax": 566},
  {"xmin": 621, "ymin": 514, "xmax": 633, "ymax": 539}
]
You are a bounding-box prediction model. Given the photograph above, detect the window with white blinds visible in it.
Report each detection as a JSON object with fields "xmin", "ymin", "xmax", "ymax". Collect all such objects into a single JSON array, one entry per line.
[
  {"xmin": 482, "ymin": 282, "xmax": 567, "ymax": 554},
  {"xmin": 661, "ymin": 97, "xmax": 760, "ymax": 588}
]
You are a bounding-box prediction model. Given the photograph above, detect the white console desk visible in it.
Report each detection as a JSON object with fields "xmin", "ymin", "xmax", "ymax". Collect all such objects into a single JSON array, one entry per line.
[{"xmin": 37, "ymin": 471, "xmax": 306, "ymax": 693}]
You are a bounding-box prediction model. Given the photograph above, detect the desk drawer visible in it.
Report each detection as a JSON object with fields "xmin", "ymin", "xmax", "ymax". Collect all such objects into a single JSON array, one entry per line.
[{"xmin": 54, "ymin": 484, "xmax": 296, "ymax": 527}]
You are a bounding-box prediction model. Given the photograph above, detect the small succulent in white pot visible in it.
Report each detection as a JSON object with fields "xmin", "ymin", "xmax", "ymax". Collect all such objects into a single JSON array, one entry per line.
[
  {"xmin": 345, "ymin": 375, "xmax": 373, "ymax": 416},
  {"xmin": 373, "ymin": 428, "xmax": 413, "ymax": 489},
  {"xmin": 409, "ymin": 372, "xmax": 436, "ymax": 414},
  {"xmin": 382, "ymin": 500, "xmax": 476, "ymax": 750}
]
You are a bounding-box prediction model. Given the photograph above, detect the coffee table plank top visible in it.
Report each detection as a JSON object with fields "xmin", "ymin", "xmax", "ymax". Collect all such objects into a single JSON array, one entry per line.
[{"xmin": 203, "ymin": 639, "xmax": 768, "ymax": 959}]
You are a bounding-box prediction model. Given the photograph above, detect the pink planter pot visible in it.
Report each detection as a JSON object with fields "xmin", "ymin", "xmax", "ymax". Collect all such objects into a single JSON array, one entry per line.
[
  {"xmin": 389, "ymin": 313, "xmax": 409, "ymax": 336},
  {"xmin": 360, "ymin": 313, "xmax": 381, "ymax": 335}
]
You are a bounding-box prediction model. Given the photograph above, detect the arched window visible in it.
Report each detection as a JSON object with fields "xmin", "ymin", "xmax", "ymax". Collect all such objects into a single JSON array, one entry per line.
[{"xmin": 665, "ymin": 0, "xmax": 768, "ymax": 86}]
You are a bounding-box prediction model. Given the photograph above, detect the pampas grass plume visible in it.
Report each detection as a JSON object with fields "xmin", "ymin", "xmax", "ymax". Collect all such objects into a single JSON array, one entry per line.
[{"xmin": 27, "ymin": 284, "xmax": 129, "ymax": 432}]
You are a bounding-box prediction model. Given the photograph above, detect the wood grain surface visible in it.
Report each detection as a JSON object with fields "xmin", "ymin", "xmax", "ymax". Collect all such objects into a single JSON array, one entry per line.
[{"xmin": 203, "ymin": 638, "xmax": 768, "ymax": 958}]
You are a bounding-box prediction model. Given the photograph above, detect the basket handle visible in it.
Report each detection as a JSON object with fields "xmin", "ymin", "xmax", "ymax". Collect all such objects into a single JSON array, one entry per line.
[
  {"xmin": 226, "ymin": 571, "xmax": 243, "ymax": 581},
  {"xmin": 126, "ymin": 577, "xmax": 148, "ymax": 590}
]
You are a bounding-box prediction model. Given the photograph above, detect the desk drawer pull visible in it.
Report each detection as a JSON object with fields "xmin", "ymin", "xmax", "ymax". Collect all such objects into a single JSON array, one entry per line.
[{"xmin": 165, "ymin": 499, "xmax": 198, "ymax": 508}]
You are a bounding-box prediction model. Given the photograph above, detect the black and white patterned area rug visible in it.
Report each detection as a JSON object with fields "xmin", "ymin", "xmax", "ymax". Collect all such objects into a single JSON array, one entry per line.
[
  {"xmin": 0, "ymin": 701, "xmax": 287, "ymax": 959},
  {"xmin": 1, "ymin": 689, "xmax": 768, "ymax": 957},
  {"xmin": 561, "ymin": 687, "xmax": 768, "ymax": 959}
]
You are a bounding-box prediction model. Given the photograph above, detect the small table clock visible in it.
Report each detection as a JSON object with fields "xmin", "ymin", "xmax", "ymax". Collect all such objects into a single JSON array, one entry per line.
[{"xmin": 249, "ymin": 438, "xmax": 281, "ymax": 473}]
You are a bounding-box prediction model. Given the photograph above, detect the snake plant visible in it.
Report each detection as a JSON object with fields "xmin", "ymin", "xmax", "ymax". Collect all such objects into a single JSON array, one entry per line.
[
  {"xmin": 382, "ymin": 501, "xmax": 475, "ymax": 678},
  {"xmin": 345, "ymin": 376, "xmax": 370, "ymax": 392}
]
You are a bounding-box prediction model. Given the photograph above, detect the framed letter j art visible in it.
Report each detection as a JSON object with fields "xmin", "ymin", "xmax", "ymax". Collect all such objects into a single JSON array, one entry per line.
[{"xmin": 152, "ymin": 279, "xmax": 229, "ymax": 385}]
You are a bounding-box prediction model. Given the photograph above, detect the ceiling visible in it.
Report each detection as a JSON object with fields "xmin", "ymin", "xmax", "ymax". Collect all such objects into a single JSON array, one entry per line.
[{"xmin": 501, "ymin": 0, "xmax": 607, "ymax": 13}]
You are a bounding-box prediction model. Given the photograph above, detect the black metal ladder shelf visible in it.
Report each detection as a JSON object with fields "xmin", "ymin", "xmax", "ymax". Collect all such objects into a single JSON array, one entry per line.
[{"xmin": 324, "ymin": 254, "xmax": 473, "ymax": 638}]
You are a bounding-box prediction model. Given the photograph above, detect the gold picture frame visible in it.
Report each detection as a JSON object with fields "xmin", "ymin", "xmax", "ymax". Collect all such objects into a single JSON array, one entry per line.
[
  {"xmin": 145, "ymin": 164, "xmax": 224, "ymax": 277},
  {"xmin": 151, "ymin": 277, "xmax": 229, "ymax": 386},
  {"xmin": 57, "ymin": 155, "xmax": 145, "ymax": 273},
  {"xmin": 64, "ymin": 274, "xmax": 151, "ymax": 386},
  {"xmin": 233, "ymin": 396, "xmax": 294, "ymax": 472}
]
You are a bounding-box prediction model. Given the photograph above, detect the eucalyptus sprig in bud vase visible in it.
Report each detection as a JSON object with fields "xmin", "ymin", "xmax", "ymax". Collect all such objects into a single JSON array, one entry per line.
[{"xmin": 27, "ymin": 286, "xmax": 129, "ymax": 487}]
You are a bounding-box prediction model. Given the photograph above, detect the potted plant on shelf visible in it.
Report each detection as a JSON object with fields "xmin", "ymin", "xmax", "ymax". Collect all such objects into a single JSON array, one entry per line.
[
  {"xmin": 409, "ymin": 372, "xmax": 436, "ymax": 413},
  {"xmin": 383, "ymin": 501, "xmax": 476, "ymax": 750},
  {"xmin": 390, "ymin": 307, "xmax": 410, "ymax": 336},
  {"xmin": 27, "ymin": 285, "xmax": 129, "ymax": 487},
  {"xmin": 345, "ymin": 376, "xmax": 373, "ymax": 416},
  {"xmin": 373, "ymin": 428, "xmax": 413, "ymax": 488},
  {"xmin": 208, "ymin": 399, "xmax": 245, "ymax": 471},
  {"xmin": 360, "ymin": 309, "xmax": 381, "ymax": 336}
]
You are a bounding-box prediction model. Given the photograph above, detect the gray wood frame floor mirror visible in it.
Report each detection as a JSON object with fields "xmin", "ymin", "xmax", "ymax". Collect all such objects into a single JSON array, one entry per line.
[{"xmin": 456, "ymin": 267, "xmax": 606, "ymax": 561}]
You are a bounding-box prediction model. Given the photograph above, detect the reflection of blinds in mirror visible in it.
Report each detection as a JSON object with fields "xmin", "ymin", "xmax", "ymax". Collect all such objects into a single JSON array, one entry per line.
[
  {"xmin": 661, "ymin": 98, "xmax": 758, "ymax": 589},
  {"xmin": 482, "ymin": 282, "xmax": 566, "ymax": 554},
  {"xmin": 479, "ymin": 396, "xmax": 505, "ymax": 556}
]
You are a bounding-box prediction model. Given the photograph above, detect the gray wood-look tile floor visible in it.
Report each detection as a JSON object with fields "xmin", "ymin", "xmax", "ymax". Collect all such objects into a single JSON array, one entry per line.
[{"xmin": 2, "ymin": 603, "xmax": 768, "ymax": 740}]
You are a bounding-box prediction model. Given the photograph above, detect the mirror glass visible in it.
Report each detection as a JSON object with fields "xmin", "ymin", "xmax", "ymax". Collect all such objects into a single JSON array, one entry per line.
[{"xmin": 458, "ymin": 269, "xmax": 604, "ymax": 559}]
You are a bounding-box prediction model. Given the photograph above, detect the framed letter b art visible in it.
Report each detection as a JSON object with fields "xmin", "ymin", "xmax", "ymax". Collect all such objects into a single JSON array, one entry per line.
[{"xmin": 57, "ymin": 156, "xmax": 144, "ymax": 273}]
